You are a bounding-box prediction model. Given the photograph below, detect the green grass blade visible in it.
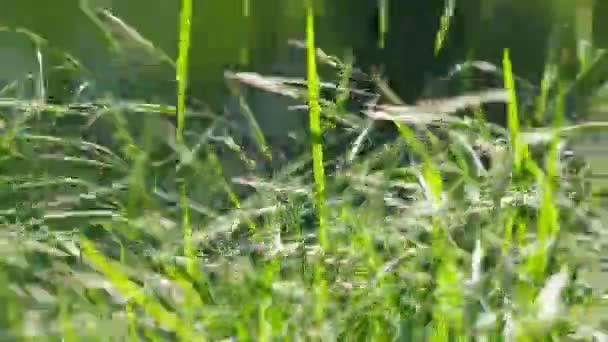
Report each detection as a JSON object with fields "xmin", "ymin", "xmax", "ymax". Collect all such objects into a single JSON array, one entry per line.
[
  {"xmin": 435, "ymin": 0, "xmax": 456, "ymax": 56},
  {"xmin": 503, "ymin": 48, "xmax": 527, "ymax": 172},
  {"xmin": 181, "ymin": 182, "xmax": 195, "ymax": 276},
  {"xmin": 378, "ymin": 0, "xmax": 388, "ymax": 49},
  {"xmin": 176, "ymin": 0, "xmax": 193, "ymax": 144},
  {"xmin": 305, "ymin": 0, "xmax": 326, "ymax": 246},
  {"xmin": 305, "ymin": 1, "xmax": 330, "ymax": 331}
]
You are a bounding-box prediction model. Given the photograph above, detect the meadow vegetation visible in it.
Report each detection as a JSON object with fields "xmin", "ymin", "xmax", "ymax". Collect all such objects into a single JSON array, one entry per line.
[{"xmin": 1, "ymin": 1, "xmax": 608, "ymax": 340}]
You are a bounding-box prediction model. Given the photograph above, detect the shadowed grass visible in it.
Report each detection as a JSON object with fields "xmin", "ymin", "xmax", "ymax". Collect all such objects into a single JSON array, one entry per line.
[{"xmin": 377, "ymin": 0, "xmax": 388, "ymax": 49}]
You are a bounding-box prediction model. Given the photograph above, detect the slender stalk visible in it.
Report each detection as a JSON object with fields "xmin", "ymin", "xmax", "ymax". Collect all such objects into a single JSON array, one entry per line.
[{"xmin": 176, "ymin": 0, "xmax": 193, "ymax": 144}]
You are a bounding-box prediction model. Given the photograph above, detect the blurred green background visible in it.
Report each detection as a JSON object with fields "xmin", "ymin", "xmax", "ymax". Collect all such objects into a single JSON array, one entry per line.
[
  {"xmin": 0, "ymin": 0, "xmax": 601, "ymax": 105},
  {"xmin": 0, "ymin": 0, "xmax": 606, "ymax": 178}
]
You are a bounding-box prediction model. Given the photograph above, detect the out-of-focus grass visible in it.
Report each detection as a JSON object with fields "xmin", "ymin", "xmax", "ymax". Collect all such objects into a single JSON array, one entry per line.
[{"xmin": 0, "ymin": 4, "xmax": 608, "ymax": 342}]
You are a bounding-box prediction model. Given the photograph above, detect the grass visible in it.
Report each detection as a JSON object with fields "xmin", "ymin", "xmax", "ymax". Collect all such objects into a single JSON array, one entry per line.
[
  {"xmin": 176, "ymin": 0, "xmax": 192, "ymax": 145},
  {"xmin": 0, "ymin": 3, "xmax": 608, "ymax": 342}
]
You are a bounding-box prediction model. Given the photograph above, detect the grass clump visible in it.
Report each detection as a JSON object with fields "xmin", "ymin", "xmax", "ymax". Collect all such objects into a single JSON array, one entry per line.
[{"xmin": 0, "ymin": 5, "xmax": 607, "ymax": 342}]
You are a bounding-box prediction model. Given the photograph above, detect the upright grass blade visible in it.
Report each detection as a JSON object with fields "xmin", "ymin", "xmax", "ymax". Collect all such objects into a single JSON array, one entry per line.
[
  {"xmin": 575, "ymin": 0, "xmax": 594, "ymax": 69},
  {"xmin": 525, "ymin": 157, "xmax": 559, "ymax": 282},
  {"xmin": 305, "ymin": 0, "xmax": 326, "ymax": 245},
  {"xmin": 377, "ymin": 0, "xmax": 388, "ymax": 49},
  {"xmin": 180, "ymin": 182, "xmax": 194, "ymax": 276},
  {"xmin": 305, "ymin": 0, "xmax": 329, "ymax": 330},
  {"xmin": 175, "ymin": 1, "xmax": 197, "ymax": 300},
  {"xmin": 176, "ymin": 0, "xmax": 193, "ymax": 144},
  {"xmin": 435, "ymin": 0, "xmax": 456, "ymax": 56},
  {"xmin": 503, "ymin": 48, "xmax": 527, "ymax": 173}
]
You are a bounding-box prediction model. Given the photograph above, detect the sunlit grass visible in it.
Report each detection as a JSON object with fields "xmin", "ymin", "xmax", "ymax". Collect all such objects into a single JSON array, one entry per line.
[
  {"xmin": 176, "ymin": 0, "xmax": 192, "ymax": 144},
  {"xmin": 435, "ymin": 0, "xmax": 456, "ymax": 56},
  {"xmin": 305, "ymin": 0, "xmax": 327, "ymax": 246},
  {"xmin": 377, "ymin": 0, "xmax": 388, "ymax": 49},
  {"xmin": 0, "ymin": 3, "xmax": 606, "ymax": 341}
]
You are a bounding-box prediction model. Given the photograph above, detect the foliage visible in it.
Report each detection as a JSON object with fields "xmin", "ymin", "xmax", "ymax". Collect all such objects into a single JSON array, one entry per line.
[{"xmin": 0, "ymin": 2, "xmax": 607, "ymax": 341}]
